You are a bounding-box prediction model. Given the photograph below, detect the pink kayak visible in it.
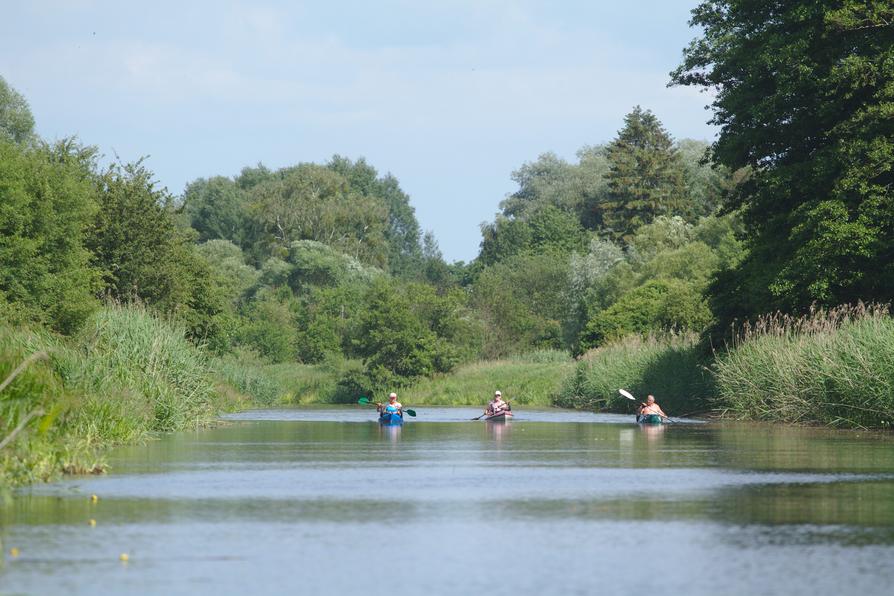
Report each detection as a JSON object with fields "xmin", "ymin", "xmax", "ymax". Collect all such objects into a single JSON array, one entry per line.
[{"xmin": 484, "ymin": 411, "xmax": 512, "ymax": 422}]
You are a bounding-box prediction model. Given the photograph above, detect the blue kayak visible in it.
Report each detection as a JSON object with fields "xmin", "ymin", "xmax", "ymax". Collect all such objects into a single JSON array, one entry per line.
[
  {"xmin": 636, "ymin": 414, "xmax": 663, "ymax": 425},
  {"xmin": 379, "ymin": 412, "xmax": 403, "ymax": 425}
]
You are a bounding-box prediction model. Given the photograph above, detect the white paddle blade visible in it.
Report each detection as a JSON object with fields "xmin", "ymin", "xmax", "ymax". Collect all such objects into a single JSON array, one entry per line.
[{"xmin": 618, "ymin": 389, "xmax": 636, "ymax": 401}]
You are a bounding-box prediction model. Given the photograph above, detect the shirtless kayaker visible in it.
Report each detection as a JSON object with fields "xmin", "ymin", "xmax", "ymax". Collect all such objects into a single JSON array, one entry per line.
[{"xmin": 637, "ymin": 395, "xmax": 667, "ymax": 419}]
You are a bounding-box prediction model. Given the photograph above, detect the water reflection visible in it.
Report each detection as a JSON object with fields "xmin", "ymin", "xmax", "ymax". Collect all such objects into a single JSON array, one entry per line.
[
  {"xmin": 4, "ymin": 412, "xmax": 894, "ymax": 596},
  {"xmin": 485, "ymin": 419, "xmax": 511, "ymax": 445}
]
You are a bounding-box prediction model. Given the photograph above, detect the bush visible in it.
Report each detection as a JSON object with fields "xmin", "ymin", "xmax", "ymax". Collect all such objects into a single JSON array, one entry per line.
[
  {"xmin": 0, "ymin": 139, "xmax": 101, "ymax": 333},
  {"xmin": 579, "ymin": 279, "xmax": 711, "ymax": 349}
]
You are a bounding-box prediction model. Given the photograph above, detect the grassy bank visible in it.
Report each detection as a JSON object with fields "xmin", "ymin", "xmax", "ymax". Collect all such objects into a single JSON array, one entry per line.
[
  {"xmin": 402, "ymin": 350, "xmax": 573, "ymax": 406},
  {"xmin": 713, "ymin": 304, "xmax": 894, "ymax": 428},
  {"xmin": 1, "ymin": 305, "xmax": 245, "ymax": 487},
  {"xmin": 552, "ymin": 334, "xmax": 712, "ymax": 415}
]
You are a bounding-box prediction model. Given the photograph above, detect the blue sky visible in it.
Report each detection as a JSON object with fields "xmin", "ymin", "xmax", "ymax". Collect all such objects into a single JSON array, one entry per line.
[{"xmin": 1, "ymin": 0, "xmax": 713, "ymax": 262}]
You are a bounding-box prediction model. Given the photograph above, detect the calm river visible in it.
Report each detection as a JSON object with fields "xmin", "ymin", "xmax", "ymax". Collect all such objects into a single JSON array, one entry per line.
[{"xmin": 3, "ymin": 407, "xmax": 894, "ymax": 595}]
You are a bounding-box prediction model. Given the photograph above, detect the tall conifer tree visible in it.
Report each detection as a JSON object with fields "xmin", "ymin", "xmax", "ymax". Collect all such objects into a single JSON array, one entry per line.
[{"xmin": 597, "ymin": 106, "xmax": 687, "ymax": 240}]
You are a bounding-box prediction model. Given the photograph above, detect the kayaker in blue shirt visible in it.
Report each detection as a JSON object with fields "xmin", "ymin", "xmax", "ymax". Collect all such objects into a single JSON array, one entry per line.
[
  {"xmin": 637, "ymin": 395, "xmax": 666, "ymax": 419},
  {"xmin": 377, "ymin": 392, "xmax": 402, "ymax": 416}
]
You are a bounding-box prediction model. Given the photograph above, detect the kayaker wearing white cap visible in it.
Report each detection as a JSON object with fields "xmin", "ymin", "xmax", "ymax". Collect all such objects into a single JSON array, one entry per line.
[
  {"xmin": 377, "ymin": 392, "xmax": 402, "ymax": 415},
  {"xmin": 485, "ymin": 390, "xmax": 510, "ymax": 416}
]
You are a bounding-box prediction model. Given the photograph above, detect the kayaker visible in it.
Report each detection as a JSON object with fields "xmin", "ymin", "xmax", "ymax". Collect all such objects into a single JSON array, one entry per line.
[
  {"xmin": 485, "ymin": 390, "xmax": 510, "ymax": 416},
  {"xmin": 637, "ymin": 395, "xmax": 666, "ymax": 419},
  {"xmin": 377, "ymin": 392, "xmax": 402, "ymax": 416}
]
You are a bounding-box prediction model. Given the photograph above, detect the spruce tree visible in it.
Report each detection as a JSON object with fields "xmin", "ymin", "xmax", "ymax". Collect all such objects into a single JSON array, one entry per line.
[{"xmin": 597, "ymin": 106, "xmax": 687, "ymax": 241}]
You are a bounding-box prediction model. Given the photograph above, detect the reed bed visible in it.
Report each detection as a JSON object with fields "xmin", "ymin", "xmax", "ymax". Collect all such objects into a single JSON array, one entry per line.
[
  {"xmin": 713, "ymin": 303, "xmax": 894, "ymax": 428},
  {"xmin": 1, "ymin": 305, "xmax": 242, "ymax": 486},
  {"xmin": 553, "ymin": 334, "xmax": 711, "ymax": 414}
]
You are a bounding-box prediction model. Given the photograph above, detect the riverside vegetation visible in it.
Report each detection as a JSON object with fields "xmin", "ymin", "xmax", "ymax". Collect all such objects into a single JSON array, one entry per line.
[{"xmin": 2, "ymin": 0, "xmax": 894, "ymax": 485}]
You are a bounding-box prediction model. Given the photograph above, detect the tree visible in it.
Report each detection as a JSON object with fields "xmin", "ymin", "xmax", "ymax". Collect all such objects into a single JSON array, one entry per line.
[
  {"xmin": 87, "ymin": 160, "xmax": 225, "ymax": 341},
  {"xmin": 0, "ymin": 139, "xmax": 100, "ymax": 332},
  {"xmin": 478, "ymin": 205, "xmax": 587, "ymax": 266},
  {"xmin": 327, "ymin": 155, "xmax": 423, "ymax": 277},
  {"xmin": 471, "ymin": 252, "xmax": 571, "ymax": 357},
  {"xmin": 0, "ymin": 76, "xmax": 35, "ymax": 145},
  {"xmin": 182, "ymin": 176, "xmax": 251, "ymax": 247},
  {"xmin": 247, "ymin": 164, "xmax": 389, "ymax": 267},
  {"xmin": 595, "ymin": 106, "xmax": 688, "ymax": 240},
  {"xmin": 353, "ymin": 280, "xmax": 441, "ymax": 385},
  {"xmin": 672, "ymin": 1, "xmax": 894, "ymax": 329}
]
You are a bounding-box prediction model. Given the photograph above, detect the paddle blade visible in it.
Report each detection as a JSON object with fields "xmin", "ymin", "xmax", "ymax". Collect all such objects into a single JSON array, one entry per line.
[
  {"xmin": 618, "ymin": 389, "xmax": 636, "ymax": 401},
  {"xmin": 358, "ymin": 396, "xmax": 371, "ymax": 405},
  {"xmin": 404, "ymin": 409, "xmax": 416, "ymax": 417}
]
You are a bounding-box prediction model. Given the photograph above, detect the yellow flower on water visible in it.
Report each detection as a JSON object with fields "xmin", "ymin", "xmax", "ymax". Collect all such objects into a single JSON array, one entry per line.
[
  {"xmin": 9, "ymin": 547, "xmax": 20, "ymax": 558},
  {"xmin": 119, "ymin": 553, "xmax": 129, "ymax": 562},
  {"xmin": 88, "ymin": 519, "xmax": 97, "ymax": 527}
]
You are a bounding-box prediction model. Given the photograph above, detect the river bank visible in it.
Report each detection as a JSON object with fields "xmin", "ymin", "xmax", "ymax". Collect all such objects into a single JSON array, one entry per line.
[
  {"xmin": 0, "ymin": 305, "xmax": 253, "ymax": 488},
  {"xmin": 5, "ymin": 303, "xmax": 893, "ymax": 488}
]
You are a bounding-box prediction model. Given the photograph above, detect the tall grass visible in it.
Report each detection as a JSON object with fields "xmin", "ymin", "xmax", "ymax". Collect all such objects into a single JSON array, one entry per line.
[
  {"xmin": 211, "ymin": 352, "xmax": 358, "ymax": 405},
  {"xmin": 553, "ymin": 334, "xmax": 711, "ymax": 414},
  {"xmin": 1, "ymin": 304, "xmax": 244, "ymax": 486},
  {"xmin": 714, "ymin": 303, "xmax": 894, "ymax": 428},
  {"xmin": 404, "ymin": 350, "xmax": 574, "ymax": 406}
]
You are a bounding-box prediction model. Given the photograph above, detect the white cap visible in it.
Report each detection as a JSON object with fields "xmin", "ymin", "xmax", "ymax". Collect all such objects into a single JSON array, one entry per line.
[
  {"xmin": 494, "ymin": 390, "xmax": 501, "ymax": 396},
  {"xmin": 389, "ymin": 392, "xmax": 397, "ymax": 398}
]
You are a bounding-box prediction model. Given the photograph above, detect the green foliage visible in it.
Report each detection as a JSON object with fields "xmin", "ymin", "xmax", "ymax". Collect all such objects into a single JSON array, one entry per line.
[
  {"xmin": 596, "ymin": 107, "xmax": 689, "ymax": 240},
  {"xmin": 248, "ymin": 163, "xmax": 390, "ymax": 267},
  {"xmin": 0, "ymin": 76, "xmax": 35, "ymax": 145},
  {"xmin": 1, "ymin": 305, "xmax": 246, "ymax": 486},
  {"xmin": 0, "ymin": 139, "xmax": 101, "ymax": 333},
  {"xmin": 478, "ymin": 205, "xmax": 588, "ymax": 266},
  {"xmin": 569, "ymin": 215, "xmax": 742, "ymax": 352},
  {"xmin": 403, "ymin": 350, "xmax": 574, "ymax": 406},
  {"xmin": 182, "ymin": 176, "xmax": 251, "ymax": 247},
  {"xmin": 472, "ymin": 252, "xmax": 570, "ymax": 357},
  {"xmin": 327, "ymin": 155, "xmax": 423, "ymax": 277},
  {"xmin": 196, "ymin": 240, "xmax": 260, "ymax": 307},
  {"xmin": 87, "ymin": 159, "xmax": 226, "ymax": 342},
  {"xmin": 286, "ymin": 239, "xmax": 382, "ymax": 291},
  {"xmin": 353, "ymin": 279, "xmax": 464, "ymax": 386},
  {"xmin": 210, "ymin": 349, "xmax": 286, "ymax": 407},
  {"xmin": 714, "ymin": 305, "xmax": 894, "ymax": 428},
  {"xmin": 673, "ymin": 0, "xmax": 894, "ymax": 331},
  {"xmin": 580, "ymin": 279, "xmax": 711, "ymax": 348},
  {"xmin": 554, "ymin": 334, "xmax": 711, "ymax": 415},
  {"xmin": 235, "ymin": 290, "xmax": 299, "ymax": 363}
]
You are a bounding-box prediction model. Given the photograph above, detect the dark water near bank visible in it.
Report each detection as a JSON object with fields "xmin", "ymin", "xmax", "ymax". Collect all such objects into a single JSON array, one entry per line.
[{"xmin": 3, "ymin": 407, "xmax": 894, "ymax": 595}]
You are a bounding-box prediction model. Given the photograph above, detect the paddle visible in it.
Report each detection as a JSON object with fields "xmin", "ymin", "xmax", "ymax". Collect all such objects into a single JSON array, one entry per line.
[
  {"xmin": 357, "ymin": 396, "xmax": 416, "ymax": 417},
  {"xmin": 618, "ymin": 389, "xmax": 674, "ymax": 423}
]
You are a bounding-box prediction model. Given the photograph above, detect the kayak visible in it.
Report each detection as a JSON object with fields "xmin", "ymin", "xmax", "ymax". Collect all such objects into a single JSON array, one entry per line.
[
  {"xmin": 636, "ymin": 414, "xmax": 663, "ymax": 425},
  {"xmin": 484, "ymin": 411, "xmax": 512, "ymax": 422},
  {"xmin": 379, "ymin": 412, "xmax": 403, "ymax": 425}
]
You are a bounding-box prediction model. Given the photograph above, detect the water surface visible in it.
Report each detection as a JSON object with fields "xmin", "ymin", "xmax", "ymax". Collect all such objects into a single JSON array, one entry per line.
[{"xmin": 3, "ymin": 407, "xmax": 894, "ymax": 595}]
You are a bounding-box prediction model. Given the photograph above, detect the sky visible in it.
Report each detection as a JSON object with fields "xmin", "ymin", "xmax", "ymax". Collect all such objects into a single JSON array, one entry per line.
[{"xmin": 1, "ymin": 0, "xmax": 714, "ymax": 262}]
